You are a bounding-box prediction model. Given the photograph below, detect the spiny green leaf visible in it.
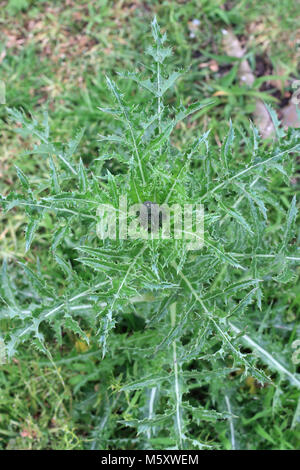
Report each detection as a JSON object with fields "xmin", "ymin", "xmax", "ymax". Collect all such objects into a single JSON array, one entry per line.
[
  {"xmin": 51, "ymin": 225, "xmax": 69, "ymax": 252},
  {"xmin": 25, "ymin": 217, "xmax": 40, "ymax": 252},
  {"xmin": 15, "ymin": 165, "xmax": 30, "ymax": 190},
  {"xmin": 19, "ymin": 263, "xmax": 53, "ymax": 297},
  {"xmin": 64, "ymin": 314, "xmax": 90, "ymax": 344}
]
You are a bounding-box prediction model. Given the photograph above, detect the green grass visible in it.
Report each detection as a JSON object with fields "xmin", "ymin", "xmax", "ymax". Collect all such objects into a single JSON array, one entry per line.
[{"xmin": 0, "ymin": 0, "xmax": 299, "ymax": 450}]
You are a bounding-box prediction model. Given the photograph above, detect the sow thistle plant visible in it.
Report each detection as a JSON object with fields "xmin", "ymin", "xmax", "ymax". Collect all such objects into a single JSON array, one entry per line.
[{"xmin": 1, "ymin": 19, "xmax": 300, "ymax": 449}]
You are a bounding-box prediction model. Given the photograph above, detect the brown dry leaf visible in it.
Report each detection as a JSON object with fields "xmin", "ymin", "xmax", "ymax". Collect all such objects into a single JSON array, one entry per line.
[
  {"xmin": 198, "ymin": 62, "xmax": 210, "ymax": 69},
  {"xmin": 198, "ymin": 60, "xmax": 219, "ymax": 72},
  {"xmin": 222, "ymin": 30, "xmax": 255, "ymax": 86},
  {"xmin": 222, "ymin": 29, "xmax": 275, "ymax": 139},
  {"xmin": 0, "ymin": 228, "xmax": 8, "ymax": 241},
  {"xmin": 253, "ymin": 101, "xmax": 276, "ymax": 138},
  {"xmin": 213, "ymin": 90, "xmax": 228, "ymax": 96},
  {"xmin": 269, "ymin": 65, "xmax": 288, "ymax": 92},
  {"xmin": 20, "ymin": 428, "xmax": 37, "ymax": 439},
  {"xmin": 281, "ymin": 102, "xmax": 300, "ymax": 128},
  {"xmin": 209, "ymin": 60, "xmax": 219, "ymax": 72}
]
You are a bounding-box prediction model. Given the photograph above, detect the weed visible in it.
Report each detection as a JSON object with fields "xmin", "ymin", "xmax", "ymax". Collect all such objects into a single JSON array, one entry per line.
[{"xmin": 1, "ymin": 18, "xmax": 300, "ymax": 450}]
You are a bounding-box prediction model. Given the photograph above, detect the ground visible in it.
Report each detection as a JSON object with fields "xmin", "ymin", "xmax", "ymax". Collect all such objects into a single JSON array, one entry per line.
[{"xmin": 0, "ymin": 0, "xmax": 299, "ymax": 450}]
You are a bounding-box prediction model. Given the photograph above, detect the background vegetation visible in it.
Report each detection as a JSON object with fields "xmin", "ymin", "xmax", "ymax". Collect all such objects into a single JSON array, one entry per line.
[{"xmin": 0, "ymin": 0, "xmax": 299, "ymax": 450}]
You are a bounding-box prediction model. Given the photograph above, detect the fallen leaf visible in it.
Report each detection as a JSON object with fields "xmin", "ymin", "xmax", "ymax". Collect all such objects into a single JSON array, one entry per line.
[
  {"xmin": 213, "ymin": 90, "xmax": 228, "ymax": 96},
  {"xmin": 281, "ymin": 102, "xmax": 300, "ymax": 128},
  {"xmin": 222, "ymin": 29, "xmax": 275, "ymax": 138}
]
